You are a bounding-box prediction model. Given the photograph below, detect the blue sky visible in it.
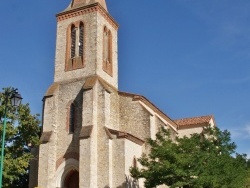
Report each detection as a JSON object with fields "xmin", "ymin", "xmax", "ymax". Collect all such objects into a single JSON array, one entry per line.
[{"xmin": 0, "ymin": 0, "xmax": 249, "ymax": 157}]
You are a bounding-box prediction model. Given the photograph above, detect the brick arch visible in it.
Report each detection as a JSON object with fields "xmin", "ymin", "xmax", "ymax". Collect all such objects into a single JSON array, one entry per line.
[
  {"xmin": 56, "ymin": 152, "xmax": 79, "ymax": 169},
  {"xmin": 55, "ymin": 158, "xmax": 79, "ymax": 187},
  {"xmin": 66, "ymin": 23, "xmax": 76, "ymax": 61},
  {"xmin": 65, "ymin": 21, "xmax": 85, "ymax": 71}
]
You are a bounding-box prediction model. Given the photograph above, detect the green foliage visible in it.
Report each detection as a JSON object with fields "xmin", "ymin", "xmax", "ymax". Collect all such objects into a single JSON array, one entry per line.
[
  {"xmin": 130, "ymin": 126, "xmax": 248, "ymax": 188},
  {"xmin": 0, "ymin": 88, "xmax": 40, "ymax": 187}
]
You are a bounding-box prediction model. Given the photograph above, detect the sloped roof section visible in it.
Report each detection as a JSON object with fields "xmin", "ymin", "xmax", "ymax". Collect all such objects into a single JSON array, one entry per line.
[
  {"xmin": 45, "ymin": 83, "xmax": 59, "ymax": 97},
  {"xmin": 65, "ymin": 0, "xmax": 107, "ymax": 12},
  {"xmin": 105, "ymin": 127, "xmax": 145, "ymax": 146},
  {"xmin": 175, "ymin": 115, "xmax": 215, "ymax": 129},
  {"xmin": 83, "ymin": 75, "xmax": 117, "ymax": 92}
]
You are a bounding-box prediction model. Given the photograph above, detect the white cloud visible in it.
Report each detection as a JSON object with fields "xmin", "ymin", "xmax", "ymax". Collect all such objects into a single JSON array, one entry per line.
[
  {"xmin": 246, "ymin": 124, "xmax": 250, "ymax": 136},
  {"xmin": 230, "ymin": 123, "xmax": 250, "ymax": 139}
]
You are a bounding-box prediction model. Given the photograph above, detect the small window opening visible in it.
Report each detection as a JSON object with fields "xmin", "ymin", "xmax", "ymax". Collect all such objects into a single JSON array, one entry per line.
[
  {"xmin": 69, "ymin": 103, "xmax": 75, "ymax": 133},
  {"xmin": 79, "ymin": 23, "xmax": 84, "ymax": 57},
  {"xmin": 133, "ymin": 157, "xmax": 137, "ymax": 168},
  {"xmin": 71, "ymin": 25, "xmax": 76, "ymax": 58}
]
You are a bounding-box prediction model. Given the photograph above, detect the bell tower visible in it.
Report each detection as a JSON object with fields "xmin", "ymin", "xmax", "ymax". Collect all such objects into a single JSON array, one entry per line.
[
  {"xmin": 54, "ymin": 0, "xmax": 118, "ymax": 88},
  {"xmin": 34, "ymin": 1, "xmax": 120, "ymax": 188}
]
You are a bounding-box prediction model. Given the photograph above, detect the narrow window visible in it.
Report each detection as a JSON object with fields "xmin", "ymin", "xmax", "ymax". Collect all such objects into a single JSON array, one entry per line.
[
  {"xmin": 108, "ymin": 30, "xmax": 112, "ymax": 63},
  {"xmin": 103, "ymin": 27, "xmax": 109, "ymax": 63},
  {"xmin": 69, "ymin": 103, "xmax": 75, "ymax": 133},
  {"xmin": 103, "ymin": 26, "xmax": 113, "ymax": 76},
  {"xmin": 133, "ymin": 157, "xmax": 137, "ymax": 168},
  {"xmin": 71, "ymin": 25, "xmax": 76, "ymax": 58},
  {"xmin": 79, "ymin": 22, "xmax": 84, "ymax": 57}
]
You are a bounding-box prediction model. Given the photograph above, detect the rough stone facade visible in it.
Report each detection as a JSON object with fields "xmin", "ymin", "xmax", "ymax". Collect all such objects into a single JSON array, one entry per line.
[{"xmin": 29, "ymin": 1, "xmax": 216, "ymax": 188}]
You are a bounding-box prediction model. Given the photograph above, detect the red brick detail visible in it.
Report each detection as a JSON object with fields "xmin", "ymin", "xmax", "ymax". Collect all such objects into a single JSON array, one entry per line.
[
  {"xmin": 174, "ymin": 115, "xmax": 215, "ymax": 130},
  {"xmin": 65, "ymin": 21, "xmax": 86, "ymax": 72},
  {"xmin": 56, "ymin": 4, "xmax": 119, "ymax": 31},
  {"xmin": 107, "ymin": 127, "xmax": 145, "ymax": 146},
  {"xmin": 56, "ymin": 152, "xmax": 79, "ymax": 169},
  {"xmin": 102, "ymin": 26, "xmax": 113, "ymax": 76},
  {"xmin": 83, "ymin": 75, "xmax": 117, "ymax": 92}
]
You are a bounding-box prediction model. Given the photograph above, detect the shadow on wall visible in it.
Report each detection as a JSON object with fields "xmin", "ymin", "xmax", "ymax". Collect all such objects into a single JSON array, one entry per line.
[{"xmin": 115, "ymin": 175, "xmax": 139, "ymax": 188}]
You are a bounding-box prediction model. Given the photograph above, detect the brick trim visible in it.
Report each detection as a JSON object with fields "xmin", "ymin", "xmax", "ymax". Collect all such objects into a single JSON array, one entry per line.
[
  {"xmin": 57, "ymin": 3, "xmax": 119, "ymax": 31},
  {"xmin": 65, "ymin": 21, "xmax": 86, "ymax": 72},
  {"xmin": 106, "ymin": 127, "xmax": 145, "ymax": 146},
  {"xmin": 83, "ymin": 75, "xmax": 117, "ymax": 92},
  {"xmin": 102, "ymin": 26, "xmax": 113, "ymax": 76},
  {"xmin": 56, "ymin": 152, "xmax": 79, "ymax": 169}
]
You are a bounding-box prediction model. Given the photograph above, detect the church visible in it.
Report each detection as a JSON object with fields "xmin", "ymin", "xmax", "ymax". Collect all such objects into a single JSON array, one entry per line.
[{"xmin": 29, "ymin": 0, "xmax": 215, "ymax": 188}]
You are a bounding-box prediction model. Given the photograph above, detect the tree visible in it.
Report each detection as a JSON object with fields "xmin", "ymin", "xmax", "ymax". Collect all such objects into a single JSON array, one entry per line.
[
  {"xmin": 0, "ymin": 88, "xmax": 40, "ymax": 188},
  {"xmin": 246, "ymin": 159, "xmax": 250, "ymax": 187},
  {"xmin": 130, "ymin": 126, "xmax": 248, "ymax": 188}
]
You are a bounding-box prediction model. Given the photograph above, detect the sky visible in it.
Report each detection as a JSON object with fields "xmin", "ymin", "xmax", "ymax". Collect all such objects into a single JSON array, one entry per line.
[{"xmin": 0, "ymin": 0, "xmax": 249, "ymax": 157}]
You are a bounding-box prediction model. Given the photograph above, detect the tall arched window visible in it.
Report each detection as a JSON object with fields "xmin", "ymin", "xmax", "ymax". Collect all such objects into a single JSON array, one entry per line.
[
  {"xmin": 103, "ymin": 26, "xmax": 112, "ymax": 76},
  {"xmin": 79, "ymin": 22, "xmax": 84, "ymax": 57},
  {"xmin": 103, "ymin": 27, "xmax": 109, "ymax": 63},
  {"xmin": 69, "ymin": 103, "xmax": 75, "ymax": 133},
  {"xmin": 65, "ymin": 22, "xmax": 85, "ymax": 72},
  {"xmin": 71, "ymin": 25, "xmax": 76, "ymax": 58}
]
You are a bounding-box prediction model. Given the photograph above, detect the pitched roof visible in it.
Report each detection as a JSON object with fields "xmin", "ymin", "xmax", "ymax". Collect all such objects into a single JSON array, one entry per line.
[
  {"xmin": 61, "ymin": 0, "xmax": 107, "ymax": 13},
  {"xmin": 174, "ymin": 115, "xmax": 215, "ymax": 129}
]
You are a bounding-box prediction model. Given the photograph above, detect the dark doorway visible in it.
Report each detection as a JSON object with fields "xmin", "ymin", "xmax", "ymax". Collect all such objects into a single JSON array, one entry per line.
[{"xmin": 64, "ymin": 169, "xmax": 79, "ymax": 188}]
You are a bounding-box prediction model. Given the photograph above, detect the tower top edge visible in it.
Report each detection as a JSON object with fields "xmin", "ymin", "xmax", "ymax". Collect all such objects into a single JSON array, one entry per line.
[{"xmin": 64, "ymin": 0, "xmax": 107, "ymax": 12}]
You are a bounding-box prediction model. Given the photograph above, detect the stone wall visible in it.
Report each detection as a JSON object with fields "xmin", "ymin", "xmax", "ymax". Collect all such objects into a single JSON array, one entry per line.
[
  {"xmin": 54, "ymin": 7, "xmax": 118, "ymax": 89},
  {"xmin": 119, "ymin": 95, "xmax": 151, "ymax": 140}
]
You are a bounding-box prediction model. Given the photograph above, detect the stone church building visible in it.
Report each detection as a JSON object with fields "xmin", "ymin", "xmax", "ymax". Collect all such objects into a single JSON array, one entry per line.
[{"xmin": 29, "ymin": 0, "xmax": 215, "ymax": 187}]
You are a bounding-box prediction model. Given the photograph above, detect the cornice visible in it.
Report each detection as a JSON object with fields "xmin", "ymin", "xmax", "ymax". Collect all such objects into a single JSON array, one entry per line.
[
  {"xmin": 56, "ymin": 3, "xmax": 119, "ymax": 30},
  {"xmin": 106, "ymin": 127, "xmax": 145, "ymax": 146},
  {"xmin": 178, "ymin": 122, "xmax": 209, "ymax": 130}
]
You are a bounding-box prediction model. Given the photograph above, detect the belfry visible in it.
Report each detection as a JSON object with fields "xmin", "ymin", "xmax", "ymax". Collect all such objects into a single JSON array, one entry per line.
[{"xmin": 29, "ymin": 1, "xmax": 215, "ymax": 188}]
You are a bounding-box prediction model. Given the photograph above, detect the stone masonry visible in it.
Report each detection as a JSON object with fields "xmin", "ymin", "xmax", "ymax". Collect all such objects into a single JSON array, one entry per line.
[{"xmin": 29, "ymin": 1, "xmax": 216, "ymax": 188}]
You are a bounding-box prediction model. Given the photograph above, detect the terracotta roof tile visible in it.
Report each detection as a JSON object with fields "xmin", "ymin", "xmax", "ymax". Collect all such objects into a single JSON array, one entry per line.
[{"xmin": 174, "ymin": 115, "xmax": 214, "ymax": 129}]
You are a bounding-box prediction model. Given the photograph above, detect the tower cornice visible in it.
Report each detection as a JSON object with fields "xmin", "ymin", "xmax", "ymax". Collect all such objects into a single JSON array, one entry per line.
[
  {"xmin": 56, "ymin": 3, "xmax": 119, "ymax": 30},
  {"xmin": 70, "ymin": 0, "xmax": 107, "ymax": 11}
]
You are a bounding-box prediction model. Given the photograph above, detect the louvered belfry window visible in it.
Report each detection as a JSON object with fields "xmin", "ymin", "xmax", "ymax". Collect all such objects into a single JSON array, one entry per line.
[
  {"xmin": 71, "ymin": 25, "xmax": 76, "ymax": 58},
  {"xmin": 79, "ymin": 22, "xmax": 84, "ymax": 57},
  {"xmin": 65, "ymin": 22, "xmax": 85, "ymax": 72}
]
